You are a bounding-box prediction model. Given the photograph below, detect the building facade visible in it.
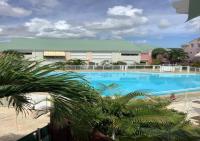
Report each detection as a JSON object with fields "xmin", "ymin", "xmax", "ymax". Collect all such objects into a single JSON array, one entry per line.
[
  {"xmin": 182, "ymin": 37, "xmax": 200, "ymax": 61},
  {"xmin": 0, "ymin": 38, "xmax": 154, "ymax": 65}
]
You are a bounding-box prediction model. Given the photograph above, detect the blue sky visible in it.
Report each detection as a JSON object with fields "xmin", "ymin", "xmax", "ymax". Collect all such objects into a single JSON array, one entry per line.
[{"xmin": 0, "ymin": 0, "xmax": 199, "ymax": 48}]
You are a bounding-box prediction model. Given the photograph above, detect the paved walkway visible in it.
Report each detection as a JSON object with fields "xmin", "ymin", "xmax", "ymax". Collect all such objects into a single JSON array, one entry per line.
[
  {"xmin": 168, "ymin": 92, "xmax": 200, "ymax": 125},
  {"xmin": 0, "ymin": 107, "xmax": 49, "ymax": 141}
]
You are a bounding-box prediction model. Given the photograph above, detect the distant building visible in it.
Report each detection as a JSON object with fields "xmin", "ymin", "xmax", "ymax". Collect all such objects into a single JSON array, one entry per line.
[
  {"xmin": 0, "ymin": 38, "xmax": 154, "ymax": 65},
  {"xmin": 182, "ymin": 37, "xmax": 200, "ymax": 61}
]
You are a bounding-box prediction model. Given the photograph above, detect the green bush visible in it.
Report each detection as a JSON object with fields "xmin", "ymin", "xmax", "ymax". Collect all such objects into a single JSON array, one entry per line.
[
  {"xmin": 151, "ymin": 59, "xmax": 161, "ymax": 65},
  {"xmin": 191, "ymin": 61, "xmax": 200, "ymax": 67}
]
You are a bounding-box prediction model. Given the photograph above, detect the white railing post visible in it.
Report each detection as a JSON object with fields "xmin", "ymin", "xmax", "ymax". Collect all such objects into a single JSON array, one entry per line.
[
  {"xmin": 187, "ymin": 66, "xmax": 190, "ymax": 73},
  {"xmin": 179, "ymin": 66, "xmax": 182, "ymax": 72},
  {"xmin": 125, "ymin": 65, "xmax": 127, "ymax": 71},
  {"xmin": 153, "ymin": 65, "xmax": 155, "ymax": 71}
]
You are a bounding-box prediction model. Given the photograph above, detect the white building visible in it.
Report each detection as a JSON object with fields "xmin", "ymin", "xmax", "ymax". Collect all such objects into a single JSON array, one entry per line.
[{"xmin": 0, "ymin": 38, "xmax": 154, "ymax": 65}]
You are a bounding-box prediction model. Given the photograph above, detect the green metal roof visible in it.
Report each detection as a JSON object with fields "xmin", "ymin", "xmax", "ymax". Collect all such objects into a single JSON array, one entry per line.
[{"xmin": 0, "ymin": 38, "xmax": 154, "ymax": 53}]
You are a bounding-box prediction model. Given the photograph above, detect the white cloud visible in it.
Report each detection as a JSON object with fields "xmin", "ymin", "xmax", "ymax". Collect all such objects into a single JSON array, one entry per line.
[
  {"xmin": 158, "ymin": 19, "xmax": 171, "ymax": 29},
  {"xmin": 87, "ymin": 5, "xmax": 148, "ymax": 31},
  {"xmin": 54, "ymin": 21, "xmax": 71, "ymax": 30},
  {"xmin": 188, "ymin": 17, "xmax": 200, "ymax": 33},
  {"xmin": 112, "ymin": 28, "xmax": 147, "ymax": 36},
  {"xmin": 25, "ymin": 18, "xmax": 52, "ymax": 32},
  {"xmin": 0, "ymin": 28, "xmax": 2, "ymax": 33},
  {"xmin": 0, "ymin": 0, "xmax": 31, "ymax": 17},
  {"xmin": 25, "ymin": 18, "xmax": 96, "ymax": 38},
  {"xmin": 107, "ymin": 5, "xmax": 143, "ymax": 17}
]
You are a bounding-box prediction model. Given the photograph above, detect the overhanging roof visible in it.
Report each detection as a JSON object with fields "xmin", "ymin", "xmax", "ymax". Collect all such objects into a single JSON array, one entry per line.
[
  {"xmin": 0, "ymin": 38, "xmax": 155, "ymax": 53},
  {"xmin": 172, "ymin": 0, "xmax": 189, "ymax": 14},
  {"xmin": 172, "ymin": 0, "xmax": 200, "ymax": 20}
]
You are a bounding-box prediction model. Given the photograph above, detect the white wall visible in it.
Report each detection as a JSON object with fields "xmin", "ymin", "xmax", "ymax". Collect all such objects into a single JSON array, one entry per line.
[
  {"xmin": 24, "ymin": 52, "xmax": 44, "ymax": 61},
  {"xmin": 92, "ymin": 52, "xmax": 112, "ymax": 63},
  {"xmin": 26, "ymin": 51, "xmax": 141, "ymax": 65},
  {"xmin": 112, "ymin": 52, "xmax": 140, "ymax": 64},
  {"xmin": 70, "ymin": 52, "xmax": 87, "ymax": 60}
]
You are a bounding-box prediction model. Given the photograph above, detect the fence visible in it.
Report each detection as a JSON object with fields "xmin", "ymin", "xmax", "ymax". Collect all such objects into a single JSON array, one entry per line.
[
  {"xmin": 60, "ymin": 65, "xmax": 200, "ymax": 73},
  {"xmin": 17, "ymin": 124, "xmax": 50, "ymax": 141}
]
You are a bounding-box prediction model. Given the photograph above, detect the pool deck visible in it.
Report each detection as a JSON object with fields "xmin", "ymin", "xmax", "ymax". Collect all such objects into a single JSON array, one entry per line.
[{"xmin": 165, "ymin": 92, "xmax": 200, "ymax": 125}]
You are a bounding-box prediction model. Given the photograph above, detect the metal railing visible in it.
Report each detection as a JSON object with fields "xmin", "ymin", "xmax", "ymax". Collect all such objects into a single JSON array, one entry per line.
[
  {"xmin": 58, "ymin": 65, "xmax": 200, "ymax": 73},
  {"xmin": 17, "ymin": 124, "xmax": 50, "ymax": 141}
]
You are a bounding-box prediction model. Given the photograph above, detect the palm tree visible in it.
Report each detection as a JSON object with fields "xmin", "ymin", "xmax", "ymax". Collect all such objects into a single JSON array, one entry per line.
[
  {"xmin": 0, "ymin": 54, "xmax": 99, "ymax": 141},
  {"xmin": 2, "ymin": 50, "xmax": 24, "ymax": 59},
  {"xmin": 94, "ymin": 84, "xmax": 200, "ymax": 141}
]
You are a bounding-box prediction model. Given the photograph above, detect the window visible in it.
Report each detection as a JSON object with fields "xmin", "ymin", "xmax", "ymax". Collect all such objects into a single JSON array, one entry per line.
[
  {"xmin": 44, "ymin": 56, "xmax": 65, "ymax": 59},
  {"xmin": 21, "ymin": 52, "xmax": 32, "ymax": 55},
  {"xmin": 121, "ymin": 53, "xmax": 138, "ymax": 56}
]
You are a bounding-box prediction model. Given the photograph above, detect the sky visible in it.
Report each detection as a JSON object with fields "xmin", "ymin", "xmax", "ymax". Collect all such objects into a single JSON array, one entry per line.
[{"xmin": 0, "ymin": 0, "xmax": 199, "ymax": 48}]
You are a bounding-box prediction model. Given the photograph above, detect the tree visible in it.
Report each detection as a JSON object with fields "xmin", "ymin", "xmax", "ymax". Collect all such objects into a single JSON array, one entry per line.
[
  {"xmin": 94, "ymin": 84, "xmax": 200, "ymax": 141},
  {"xmin": 2, "ymin": 50, "xmax": 24, "ymax": 59},
  {"xmin": 168, "ymin": 48, "xmax": 188, "ymax": 64},
  {"xmin": 66, "ymin": 59, "xmax": 87, "ymax": 65},
  {"xmin": 112, "ymin": 61, "xmax": 127, "ymax": 65},
  {"xmin": 0, "ymin": 54, "xmax": 99, "ymax": 141},
  {"xmin": 100, "ymin": 60, "xmax": 111, "ymax": 66},
  {"xmin": 152, "ymin": 48, "xmax": 169, "ymax": 64}
]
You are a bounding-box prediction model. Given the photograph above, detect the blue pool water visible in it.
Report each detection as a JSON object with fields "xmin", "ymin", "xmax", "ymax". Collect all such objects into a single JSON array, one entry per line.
[{"xmin": 78, "ymin": 72, "xmax": 200, "ymax": 96}]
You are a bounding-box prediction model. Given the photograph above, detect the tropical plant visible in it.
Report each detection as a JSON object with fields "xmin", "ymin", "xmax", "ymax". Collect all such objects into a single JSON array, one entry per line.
[
  {"xmin": 99, "ymin": 60, "xmax": 111, "ymax": 66},
  {"xmin": 2, "ymin": 50, "xmax": 24, "ymax": 59},
  {"xmin": 112, "ymin": 61, "xmax": 127, "ymax": 65},
  {"xmin": 89, "ymin": 62, "xmax": 95, "ymax": 65},
  {"xmin": 191, "ymin": 61, "xmax": 200, "ymax": 67},
  {"xmin": 152, "ymin": 48, "xmax": 168, "ymax": 60},
  {"xmin": 168, "ymin": 48, "xmax": 188, "ymax": 64},
  {"xmin": 66, "ymin": 59, "xmax": 87, "ymax": 65},
  {"xmin": 0, "ymin": 54, "xmax": 100, "ymax": 141},
  {"xmin": 93, "ymin": 84, "xmax": 200, "ymax": 141},
  {"xmin": 152, "ymin": 59, "xmax": 162, "ymax": 65}
]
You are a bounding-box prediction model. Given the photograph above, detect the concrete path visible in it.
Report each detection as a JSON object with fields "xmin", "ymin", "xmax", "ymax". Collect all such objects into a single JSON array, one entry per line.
[{"xmin": 0, "ymin": 107, "xmax": 49, "ymax": 141}]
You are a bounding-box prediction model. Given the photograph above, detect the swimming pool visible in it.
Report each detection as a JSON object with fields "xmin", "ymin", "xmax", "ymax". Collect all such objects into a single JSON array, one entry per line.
[{"xmin": 79, "ymin": 72, "xmax": 200, "ymax": 96}]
